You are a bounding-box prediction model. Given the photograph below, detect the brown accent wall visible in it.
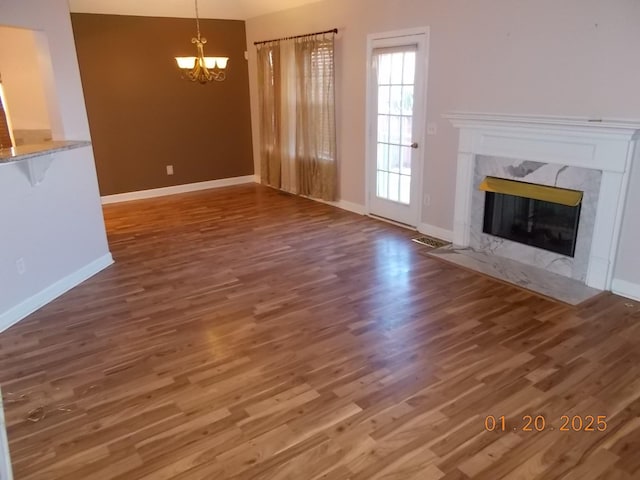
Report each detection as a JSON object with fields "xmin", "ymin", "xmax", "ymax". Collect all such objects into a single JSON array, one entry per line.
[{"xmin": 71, "ymin": 13, "xmax": 253, "ymax": 196}]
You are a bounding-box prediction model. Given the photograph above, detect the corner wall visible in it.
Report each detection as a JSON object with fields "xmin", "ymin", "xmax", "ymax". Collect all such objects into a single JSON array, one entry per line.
[{"xmin": 0, "ymin": 0, "xmax": 112, "ymax": 330}]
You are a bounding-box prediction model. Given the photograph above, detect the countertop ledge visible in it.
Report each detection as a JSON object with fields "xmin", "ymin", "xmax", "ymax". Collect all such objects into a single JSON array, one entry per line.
[{"xmin": 0, "ymin": 140, "xmax": 91, "ymax": 164}]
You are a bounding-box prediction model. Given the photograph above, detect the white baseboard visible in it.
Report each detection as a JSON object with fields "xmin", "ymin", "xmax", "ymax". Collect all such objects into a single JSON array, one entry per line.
[
  {"xmin": 101, "ymin": 176, "xmax": 257, "ymax": 204},
  {"xmin": 0, "ymin": 253, "xmax": 114, "ymax": 333},
  {"xmin": 241, "ymin": 177, "xmax": 367, "ymax": 215},
  {"xmin": 611, "ymin": 278, "xmax": 640, "ymax": 302},
  {"xmin": 101, "ymin": 174, "xmax": 365, "ymax": 218},
  {"xmin": 367, "ymin": 214, "xmax": 416, "ymax": 230},
  {"xmin": 310, "ymin": 197, "xmax": 366, "ymax": 215},
  {"xmin": 335, "ymin": 200, "xmax": 366, "ymax": 215},
  {"xmin": 418, "ymin": 223, "xmax": 454, "ymax": 242},
  {"xmin": 0, "ymin": 389, "xmax": 12, "ymax": 480}
]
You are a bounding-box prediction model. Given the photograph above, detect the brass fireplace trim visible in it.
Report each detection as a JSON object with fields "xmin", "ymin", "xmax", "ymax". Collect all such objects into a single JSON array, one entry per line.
[{"xmin": 479, "ymin": 177, "xmax": 583, "ymax": 207}]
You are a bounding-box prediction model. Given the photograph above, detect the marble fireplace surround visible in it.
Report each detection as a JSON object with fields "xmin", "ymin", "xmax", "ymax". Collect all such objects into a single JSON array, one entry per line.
[
  {"xmin": 446, "ymin": 113, "xmax": 640, "ymax": 291},
  {"xmin": 470, "ymin": 156, "xmax": 601, "ymax": 283}
]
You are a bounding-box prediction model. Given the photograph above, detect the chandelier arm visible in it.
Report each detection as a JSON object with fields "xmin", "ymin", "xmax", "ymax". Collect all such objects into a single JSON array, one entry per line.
[{"xmin": 195, "ymin": 0, "xmax": 201, "ymax": 40}]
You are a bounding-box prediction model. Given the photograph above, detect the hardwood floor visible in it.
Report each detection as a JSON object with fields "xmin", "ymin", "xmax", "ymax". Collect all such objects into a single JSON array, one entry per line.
[{"xmin": 1, "ymin": 184, "xmax": 639, "ymax": 479}]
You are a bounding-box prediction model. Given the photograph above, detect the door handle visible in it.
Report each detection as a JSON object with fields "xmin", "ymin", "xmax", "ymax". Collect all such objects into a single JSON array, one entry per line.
[{"xmin": 411, "ymin": 142, "xmax": 419, "ymax": 149}]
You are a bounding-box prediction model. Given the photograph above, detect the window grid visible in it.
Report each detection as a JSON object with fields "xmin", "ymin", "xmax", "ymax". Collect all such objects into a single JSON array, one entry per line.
[{"xmin": 375, "ymin": 51, "xmax": 415, "ymax": 205}]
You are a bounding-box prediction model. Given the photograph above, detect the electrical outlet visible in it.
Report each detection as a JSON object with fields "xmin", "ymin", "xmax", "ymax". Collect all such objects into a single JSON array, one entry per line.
[
  {"xmin": 166, "ymin": 165, "xmax": 174, "ymax": 175},
  {"xmin": 16, "ymin": 258, "xmax": 26, "ymax": 275},
  {"xmin": 427, "ymin": 122, "xmax": 437, "ymax": 136},
  {"xmin": 424, "ymin": 194, "xmax": 431, "ymax": 207}
]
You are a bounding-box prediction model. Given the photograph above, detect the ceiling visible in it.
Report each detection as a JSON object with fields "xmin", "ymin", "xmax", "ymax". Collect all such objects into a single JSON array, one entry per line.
[{"xmin": 68, "ymin": 0, "xmax": 324, "ymax": 20}]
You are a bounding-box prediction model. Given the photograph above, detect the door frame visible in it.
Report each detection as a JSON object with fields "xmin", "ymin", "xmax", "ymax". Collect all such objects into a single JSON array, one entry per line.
[{"xmin": 365, "ymin": 27, "xmax": 430, "ymax": 228}]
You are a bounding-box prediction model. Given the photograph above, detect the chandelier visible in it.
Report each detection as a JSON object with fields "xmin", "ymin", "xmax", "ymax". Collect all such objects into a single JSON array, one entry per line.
[{"xmin": 175, "ymin": 0, "xmax": 228, "ymax": 83}]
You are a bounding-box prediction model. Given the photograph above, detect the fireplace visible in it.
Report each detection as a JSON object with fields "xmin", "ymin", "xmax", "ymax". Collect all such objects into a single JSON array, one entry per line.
[
  {"xmin": 445, "ymin": 113, "xmax": 640, "ymax": 291},
  {"xmin": 481, "ymin": 177, "xmax": 582, "ymax": 257}
]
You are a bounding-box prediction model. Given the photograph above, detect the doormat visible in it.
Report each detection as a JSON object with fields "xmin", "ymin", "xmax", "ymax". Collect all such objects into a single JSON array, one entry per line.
[{"xmin": 411, "ymin": 235, "xmax": 450, "ymax": 249}]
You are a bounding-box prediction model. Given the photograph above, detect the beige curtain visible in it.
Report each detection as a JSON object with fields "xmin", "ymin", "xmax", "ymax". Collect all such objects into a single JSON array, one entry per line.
[
  {"xmin": 256, "ymin": 33, "xmax": 338, "ymax": 201},
  {"xmin": 256, "ymin": 43, "xmax": 281, "ymax": 188},
  {"xmin": 294, "ymin": 35, "xmax": 337, "ymax": 201},
  {"xmin": 279, "ymin": 40, "xmax": 298, "ymax": 194}
]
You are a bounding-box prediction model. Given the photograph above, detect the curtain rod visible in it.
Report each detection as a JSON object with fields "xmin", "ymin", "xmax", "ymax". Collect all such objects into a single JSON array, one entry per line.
[{"xmin": 254, "ymin": 28, "xmax": 338, "ymax": 46}]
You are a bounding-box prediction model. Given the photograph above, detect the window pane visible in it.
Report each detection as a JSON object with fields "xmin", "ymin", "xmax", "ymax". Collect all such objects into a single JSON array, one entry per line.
[
  {"xmin": 400, "ymin": 175, "xmax": 411, "ymax": 204},
  {"xmin": 377, "ymin": 115, "xmax": 389, "ymax": 143},
  {"xmin": 378, "ymin": 86, "xmax": 390, "ymax": 115},
  {"xmin": 402, "ymin": 86, "xmax": 414, "ymax": 116},
  {"xmin": 377, "ymin": 143, "xmax": 389, "ymax": 171},
  {"xmin": 389, "ymin": 115, "xmax": 401, "ymax": 145},
  {"xmin": 391, "ymin": 52, "xmax": 403, "ymax": 84},
  {"xmin": 403, "ymin": 52, "xmax": 416, "ymax": 85},
  {"xmin": 377, "ymin": 171, "xmax": 389, "ymax": 198},
  {"xmin": 390, "ymin": 86, "xmax": 402, "ymax": 115},
  {"xmin": 378, "ymin": 54, "xmax": 392, "ymax": 85},
  {"xmin": 401, "ymin": 116, "xmax": 412, "ymax": 145},
  {"xmin": 401, "ymin": 146, "xmax": 412, "ymax": 175},
  {"xmin": 389, "ymin": 145, "xmax": 400, "ymax": 173},
  {"xmin": 373, "ymin": 47, "xmax": 416, "ymax": 207},
  {"xmin": 389, "ymin": 173, "xmax": 400, "ymax": 202}
]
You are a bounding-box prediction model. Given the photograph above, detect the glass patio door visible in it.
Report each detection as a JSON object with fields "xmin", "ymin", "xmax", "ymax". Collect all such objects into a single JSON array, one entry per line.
[{"xmin": 368, "ymin": 32, "xmax": 428, "ymax": 226}]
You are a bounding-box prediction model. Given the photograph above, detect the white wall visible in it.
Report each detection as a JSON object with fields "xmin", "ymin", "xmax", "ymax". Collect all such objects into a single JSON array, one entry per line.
[
  {"xmin": 0, "ymin": 0, "xmax": 112, "ymax": 330},
  {"xmin": 0, "ymin": 27, "xmax": 51, "ymax": 132},
  {"xmin": 613, "ymin": 148, "xmax": 640, "ymax": 300},
  {"xmin": 245, "ymin": 0, "xmax": 640, "ymax": 295}
]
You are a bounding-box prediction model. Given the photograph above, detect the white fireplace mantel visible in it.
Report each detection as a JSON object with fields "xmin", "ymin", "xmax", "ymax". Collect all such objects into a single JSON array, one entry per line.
[{"xmin": 445, "ymin": 112, "xmax": 640, "ymax": 291}]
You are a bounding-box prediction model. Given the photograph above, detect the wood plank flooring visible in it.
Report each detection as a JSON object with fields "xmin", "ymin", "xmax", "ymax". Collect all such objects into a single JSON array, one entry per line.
[{"xmin": 1, "ymin": 184, "xmax": 639, "ymax": 479}]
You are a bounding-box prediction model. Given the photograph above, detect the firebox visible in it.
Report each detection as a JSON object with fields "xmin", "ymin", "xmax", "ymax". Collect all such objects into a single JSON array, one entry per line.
[{"xmin": 480, "ymin": 177, "xmax": 583, "ymax": 257}]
